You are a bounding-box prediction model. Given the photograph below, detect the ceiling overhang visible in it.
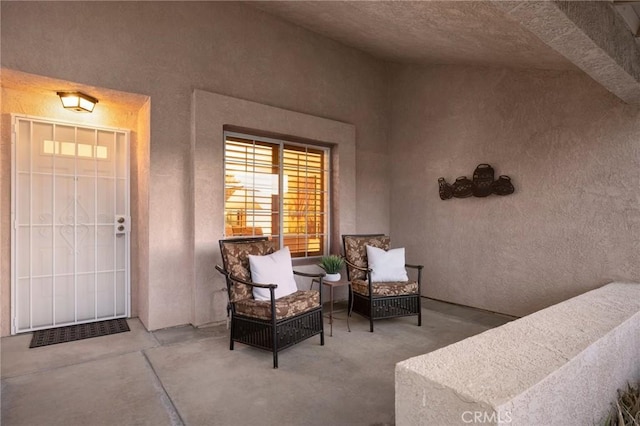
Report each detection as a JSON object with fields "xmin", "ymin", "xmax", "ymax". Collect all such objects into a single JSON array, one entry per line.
[
  {"xmin": 493, "ymin": 1, "xmax": 640, "ymax": 105},
  {"xmin": 613, "ymin": 0, "xmax": 640, "ymax": 37},
  {"xmin": 252, "ymin": 1, "xmax": 640, "ymax": 106}
]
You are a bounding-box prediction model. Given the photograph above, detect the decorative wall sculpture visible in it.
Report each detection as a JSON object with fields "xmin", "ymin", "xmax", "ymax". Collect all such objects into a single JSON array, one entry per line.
[{"xmin": 438, "ymin": 164, "xmax": 514, "ymax": 200}]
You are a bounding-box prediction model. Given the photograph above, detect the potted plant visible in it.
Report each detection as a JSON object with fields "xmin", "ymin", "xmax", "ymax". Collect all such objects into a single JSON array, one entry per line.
[{"xmin": 319, "ymin": 255, "xmax": 344, "ymax": 282}]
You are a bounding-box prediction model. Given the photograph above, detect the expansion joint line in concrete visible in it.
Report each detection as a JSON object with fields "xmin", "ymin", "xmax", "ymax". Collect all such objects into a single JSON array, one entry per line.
[{"xmin": 142, "ymin": 350, "xmax": 185, "ymax": 426}]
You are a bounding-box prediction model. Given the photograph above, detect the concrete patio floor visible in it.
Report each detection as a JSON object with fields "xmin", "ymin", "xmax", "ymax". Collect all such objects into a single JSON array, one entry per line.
[{"xmin": 1, "ymin": 299, "xmax": 515, "ymax": 426}]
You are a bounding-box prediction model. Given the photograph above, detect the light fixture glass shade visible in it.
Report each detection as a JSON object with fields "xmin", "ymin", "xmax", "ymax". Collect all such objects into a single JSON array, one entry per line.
[{"xmin": 57, "ymin": 91, "xmax": 98, "ymax": 112}]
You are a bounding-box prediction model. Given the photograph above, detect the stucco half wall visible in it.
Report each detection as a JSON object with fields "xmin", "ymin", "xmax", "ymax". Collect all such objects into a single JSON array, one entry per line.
[
  {"xmin": 396, "ymin": 282, "xmax": 640, "ymax": 426},
  {"xmin": 192, "ymin": 89, "xmax": 356, "ymax": 326}
]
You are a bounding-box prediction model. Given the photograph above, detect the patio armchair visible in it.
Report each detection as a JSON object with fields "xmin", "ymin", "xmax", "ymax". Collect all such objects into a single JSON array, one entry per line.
[
  {"xmin": 342, "ymin": 234, "xmax": 423, "ymax": 332},
  {"xmin": 216, "ymin": 237, "xmax": 324, "ymax": 368}
]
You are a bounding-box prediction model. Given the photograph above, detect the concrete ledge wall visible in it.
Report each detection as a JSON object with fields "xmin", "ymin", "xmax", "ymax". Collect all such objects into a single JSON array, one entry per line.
[{"xmin": 396, "ymin": 282, "xmax": 640, "ymax": 425}]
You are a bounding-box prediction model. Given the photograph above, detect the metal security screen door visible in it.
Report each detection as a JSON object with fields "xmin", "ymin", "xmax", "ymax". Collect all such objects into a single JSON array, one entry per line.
[{"xmin": 11, "ymin": 115, "xmax": 130, "ymax": 334}]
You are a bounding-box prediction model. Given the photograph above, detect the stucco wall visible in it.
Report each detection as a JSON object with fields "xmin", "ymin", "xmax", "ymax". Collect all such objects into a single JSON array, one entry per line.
[
  {"xmin": 0, "ymin": 2, "xmax": 390, "ymax": 332},
  {"xmin": 388, "ymin": 64, "xmax": 640, "ymax": 317}
]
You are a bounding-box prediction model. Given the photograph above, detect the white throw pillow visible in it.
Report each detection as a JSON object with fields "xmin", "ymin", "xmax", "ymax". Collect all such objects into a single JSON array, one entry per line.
[
  {"xmin": 365, "ymin": 245, "xmax": 409, "ymax": 282},
  {"xmin": 249, "ymin": 247, "xmax": 299, "ymax": 301}
]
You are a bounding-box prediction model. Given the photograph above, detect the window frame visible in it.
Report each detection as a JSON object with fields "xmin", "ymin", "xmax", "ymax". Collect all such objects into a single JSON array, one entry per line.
[{"xmin": 223, "ymin": 131, "xmax": 331, "ymax": 258}]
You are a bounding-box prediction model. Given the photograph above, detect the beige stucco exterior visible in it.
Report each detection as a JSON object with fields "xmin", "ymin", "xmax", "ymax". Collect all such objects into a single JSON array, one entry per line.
[
  {"xmin": 0, "ymin": 1, "xmax": 389, "ymax": 334},
  {"xmin": 1, "ymin": 2, "xmax": 640, "ymax": 334},
  {"xmin": 388, "ymin": 64, "xmax": 640, "ymax": 317}
]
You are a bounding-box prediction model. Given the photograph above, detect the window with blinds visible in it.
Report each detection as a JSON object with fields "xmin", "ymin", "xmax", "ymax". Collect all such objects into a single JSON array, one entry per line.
[{"xmin": 224, "ymin": 133, "xmax": 329, "ymax": 258}]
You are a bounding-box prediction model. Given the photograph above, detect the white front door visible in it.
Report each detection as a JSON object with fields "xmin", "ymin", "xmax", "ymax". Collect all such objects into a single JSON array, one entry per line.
[{"xmin": 11, "ymin": 115, "xmax": 130, "ymax": 334}]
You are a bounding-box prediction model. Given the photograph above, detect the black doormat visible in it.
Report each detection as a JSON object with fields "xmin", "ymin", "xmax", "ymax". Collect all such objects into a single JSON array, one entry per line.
[{"xmin": 29, "ymin": 318, "xmax": 130, "ymax": 348}]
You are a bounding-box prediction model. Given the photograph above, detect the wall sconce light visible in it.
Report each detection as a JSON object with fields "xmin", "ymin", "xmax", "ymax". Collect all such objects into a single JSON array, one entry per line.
[{"xmin": 56, "ymin": 91, "xmax": 99, "ymax": 112}]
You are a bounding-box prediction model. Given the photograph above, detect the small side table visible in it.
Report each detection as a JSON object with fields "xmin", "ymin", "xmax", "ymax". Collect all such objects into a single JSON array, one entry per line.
[{"xmin": 311, "ymin": 278, "xmax": 352, "ymax": 336}]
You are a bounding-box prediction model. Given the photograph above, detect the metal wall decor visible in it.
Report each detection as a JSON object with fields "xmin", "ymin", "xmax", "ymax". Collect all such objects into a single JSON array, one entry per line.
[{"xmin": 438, "ymin": 163, "xmax": 514, "ymax": 200}]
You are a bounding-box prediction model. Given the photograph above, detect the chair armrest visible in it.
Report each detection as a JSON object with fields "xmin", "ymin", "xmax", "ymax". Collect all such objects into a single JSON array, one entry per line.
[
  {"xmin": 344, "ymin": 259, "xmax": 371, "ymax": 272},
  {"xmin": 405, "ymin": 264, "xmax": 424, "ymax": 270},
  {"xmin": 293, "ymin": 270, "xmax": 324, "ymax": 300},
  {"xmin": 405, "ymin": 263, "xmax": 423, "ymax": 289},
  {"xmin": 215, "ymin": 265, "xmax": 277, "ymax": 289},
  {"xmin": 215, "ymin": 264, "xmax": 228, "ymax": 276},
  {"xmin": 293, "ymin": 270, "xmax": 326, "ymax": 278},
  {"xmin": 242, "ymin": 280, "xmax": 278, "ymax": 289}
]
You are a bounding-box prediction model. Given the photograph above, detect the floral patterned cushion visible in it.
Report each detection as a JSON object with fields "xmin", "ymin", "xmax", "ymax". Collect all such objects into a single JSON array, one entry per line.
[
  {"xmin": 235, "ymin": 290, "xmax": 320, "ymax": 320},
  {"xmin": 221, "ymin": 239, "xmax": 275, "ymax": 302},
  {"xmin": 343, "ymin": 235, "xmax": 390, "ymax": 280},
  {"xmin": 351, "ymin": 279, "xmax": 418, "ymax": 297}
]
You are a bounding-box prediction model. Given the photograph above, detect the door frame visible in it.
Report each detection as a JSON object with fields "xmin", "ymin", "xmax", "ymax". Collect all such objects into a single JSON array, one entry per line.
[{"xmin": 10, "ymin": 113, "xmax": 131, "ymax": 334}]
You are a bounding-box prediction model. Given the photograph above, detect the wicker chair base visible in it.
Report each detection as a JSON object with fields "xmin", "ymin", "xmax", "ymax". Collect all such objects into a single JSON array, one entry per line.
[
  {"xmin": 351, "ymin": 292, "xmax": 421, "ymax": 332},
  {"xmin": 231, "ymin": 307, "xmax": 324, "ymax": 368}
]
